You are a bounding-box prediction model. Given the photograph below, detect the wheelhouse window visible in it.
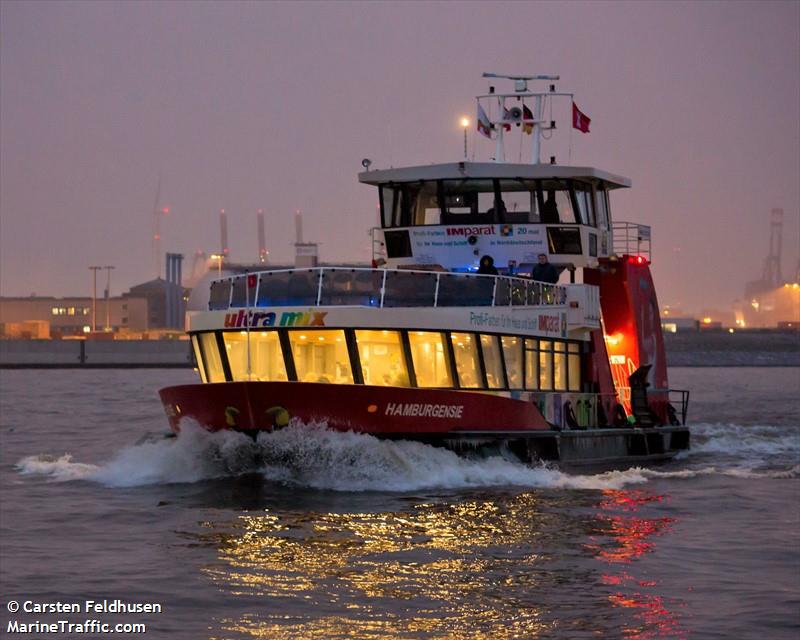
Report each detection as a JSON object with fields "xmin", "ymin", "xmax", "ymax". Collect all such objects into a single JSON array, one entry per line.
[
  {"xmin": 573, "ymin": 183, "xmax": 595, "ymax": 226},
  {"xmin": 355, "ymin": 330, "xmax": 410, "ymax": 387},
  {"xmin": 450, "ymin": 332, "xmax": 481, "ymax": 388},
  {"xmin": 198, "ymin": 332, "xmax": 225, "ymax": 382},
  {"xmin": 595, "ymin": 184, "xmax": 610, "ymax": 230},
  {"xmin": 480, "ymin": 334, "xmax": 506, "ymax": 389},
  {"xmin": 501, "ymin": 336, "xmax": 523, "ymax": 389},
  {"xmin": 288, "ymin": 330, "xmax": 353, "ymax": 383},
  {"xmin": 408, "ymin": 331, "xmax": 453, "ymax": 388},
  {"xmin": 381, "ymin": 179, "xmax": 597, "ymax": 227},
  {"xmin": 497, "ymin": 180, "xmax": 537, "ymax": 224},
  {"xmin": 381, "ymin": 182, "xmax": 439, "ymax": 227}
]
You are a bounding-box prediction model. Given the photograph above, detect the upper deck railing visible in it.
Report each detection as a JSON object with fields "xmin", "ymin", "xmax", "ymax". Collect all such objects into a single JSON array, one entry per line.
[
  {"xmin": 207, "ymin": 267, "xmax": 568, "ymax": 311},
  {"xmin": 612, "ymin": 222, "xmax": 651, "ymax": 261}
]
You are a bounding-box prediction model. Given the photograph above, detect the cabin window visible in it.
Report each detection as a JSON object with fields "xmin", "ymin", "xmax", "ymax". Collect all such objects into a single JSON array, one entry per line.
[
  {"xmin": 288, "ymin": 330, "xmax": 353, "ymax": 383},
  {"xmin": 408, "ymin": 331, "xmax": 453, "ymax": 388},
  {"xmin": 524, "ymin": 338, "xmax": 539, "ymax": 390},
  {"xmin": 553, "ymin": 341, "xmax": 568, "ymax": 391},
  {"xmin": 191, "ymin": 335, "xmax": 208, "ymax": 383},
  {"xmin": 450, "ymin": 332, "xmax": 481, "ymax": 388},
  {"xmin": 539, "ymin": 340, "xmax": 554, "ymax": 390},
  {"xmin": 252, "ymin": 331, "xmax": 288, "ymax": 381},
  {"xmin": 223, "ymin": 332, "xmax": 250, "ymax": 380},
  {"xmin": 199, "ymin": 332, "xmax": 225, "ymax": 382},
  {"xmin": 480, "ymin": 334, "xmax": 505, "ymax": 389},
  {"xmin": 568, "ymin": 342, "xmax": 581, "ymax": 391},
  {"xmin": 222, "ymin": 331, "xmax": 272, "ymax": 381},
  {"xmin": 501, "ymin": 336, "xmax": 523, "ymax": 389},
  {"xmin": 355, "ymin": 330, "xmax": 410, "ymax": 387}
]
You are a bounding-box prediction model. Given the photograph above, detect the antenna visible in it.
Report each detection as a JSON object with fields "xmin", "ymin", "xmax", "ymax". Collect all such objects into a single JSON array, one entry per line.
[
  {"xmin": 257, "ymin": 209, "xmax": 268, "ymax": 263},
  {"xmin": 482, "ymin": 72, "xmax": 560, "ymax": 93}
]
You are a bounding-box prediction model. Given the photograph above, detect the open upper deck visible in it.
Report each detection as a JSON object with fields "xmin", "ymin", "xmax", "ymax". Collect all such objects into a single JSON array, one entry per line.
[
  {"xmin": 194, "ymin": 267, "xmax": 600, "ymax": 340},
  {"xmin": 208, "ymin": 267, "xmax": 567, "ymax": 311}
]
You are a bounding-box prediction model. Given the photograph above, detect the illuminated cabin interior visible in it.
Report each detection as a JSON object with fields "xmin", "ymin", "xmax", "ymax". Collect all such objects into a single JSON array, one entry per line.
[{"xmin": 190, "ymin": 328, "xmax": 582, "ymax": 393}]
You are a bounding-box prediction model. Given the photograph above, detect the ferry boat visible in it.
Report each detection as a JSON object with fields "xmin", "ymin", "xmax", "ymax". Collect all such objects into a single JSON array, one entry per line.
[{"xmin": 160, "ymin": 73, "xmax": 690, "ymax": 468}]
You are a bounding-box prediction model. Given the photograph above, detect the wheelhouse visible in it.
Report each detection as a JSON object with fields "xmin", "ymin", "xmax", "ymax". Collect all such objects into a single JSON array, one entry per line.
[{"xmin": 360, "ymin": 162, "xmax": 632, "ymax": 273}]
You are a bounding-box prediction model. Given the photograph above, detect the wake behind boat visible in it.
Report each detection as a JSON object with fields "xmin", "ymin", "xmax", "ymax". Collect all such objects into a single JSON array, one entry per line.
[{"xmin": 159, "ymin": 73, "xmax": 690, "ymax": 468}]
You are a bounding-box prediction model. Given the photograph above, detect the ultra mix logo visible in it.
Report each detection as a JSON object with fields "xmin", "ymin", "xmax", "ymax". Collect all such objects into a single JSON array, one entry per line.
[{"xmin": 224, "ymin": 309, "xmax": 327, "ymax": 328}]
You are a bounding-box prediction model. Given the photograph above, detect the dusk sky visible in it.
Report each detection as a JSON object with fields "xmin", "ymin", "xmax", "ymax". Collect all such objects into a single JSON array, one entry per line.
[{"xmin": 1, "ymin": 0, "xmax": 798, "ymax": 313}]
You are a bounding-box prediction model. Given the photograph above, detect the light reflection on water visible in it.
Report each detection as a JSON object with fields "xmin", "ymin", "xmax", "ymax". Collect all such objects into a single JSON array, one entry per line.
[
  {"xmin": 184, "ymin": 489, "xmax": 687, "ymax": 639},
  {"xmin": 591, "ymin": 489, "xmax": 686, "ymax": 639}
]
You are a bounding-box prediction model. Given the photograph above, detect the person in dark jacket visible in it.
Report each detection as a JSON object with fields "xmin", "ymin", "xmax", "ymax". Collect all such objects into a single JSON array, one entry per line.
[
  {"xmin": 541, "ymin": 190, "xmax": 560, "ymax": 223},
  {"xmin": 531, "ymin": 253, "xmax": 559, "ymax": 283},
  {"xmin": 477, "ymin": 255, "xmax": 499, "ymax": 275}
]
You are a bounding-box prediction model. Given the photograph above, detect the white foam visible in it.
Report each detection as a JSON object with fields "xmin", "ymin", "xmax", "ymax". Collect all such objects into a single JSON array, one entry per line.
[
  {"xmin": 15, "ymin": 421, "xmax": 798, "ymax": 492},
  {"xmin": 632, "ymin": 464, "xmax": 799, "ymax": 481},
  {"xmin": 14, "ymin": 422, "xmax": 650, "ymax": 492},
  {"xmin": 690, "ymin": 422, "xmax": 800, "ymax": 457},
  {"xmin": 15, "ymin": 454, "xmax": 99, "ymax": 482},
  {"xmin": 256, "ymin": 421, "xmax": 651, "ymax": 492}
]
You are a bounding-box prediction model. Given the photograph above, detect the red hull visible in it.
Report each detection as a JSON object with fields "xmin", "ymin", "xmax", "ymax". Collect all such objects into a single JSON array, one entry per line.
[{"xmin": 159, "ymin": 381, "xmax": 550, "ymax": 435}]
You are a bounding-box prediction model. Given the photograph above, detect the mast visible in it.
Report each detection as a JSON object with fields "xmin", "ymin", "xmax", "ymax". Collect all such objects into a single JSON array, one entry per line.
[{"xmin": 479, "ymin": 72, "xmax": 571, "ymax": 164}]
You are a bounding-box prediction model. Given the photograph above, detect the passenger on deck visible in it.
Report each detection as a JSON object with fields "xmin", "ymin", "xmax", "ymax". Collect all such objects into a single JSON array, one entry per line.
[
  {"xmin": 531, "ymin": 253, "xmax": 559, "ymax": 283},
  {"xmin": 477, "ymin": 255, "xmax": 499, "ymax": 275},
  {"xmin": 541, "ymin": 190, "xmax": 560, "ymax": 223}
]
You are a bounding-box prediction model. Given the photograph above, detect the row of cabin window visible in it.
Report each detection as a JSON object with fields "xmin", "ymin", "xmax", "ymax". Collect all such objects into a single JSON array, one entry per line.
[
  {"xmin": 192, "ymin": 329, "xmax": 582, "ymax": 392},
  {"xmin": 380, "ymin": 178, "xmax": 610, "ymax": 229}
]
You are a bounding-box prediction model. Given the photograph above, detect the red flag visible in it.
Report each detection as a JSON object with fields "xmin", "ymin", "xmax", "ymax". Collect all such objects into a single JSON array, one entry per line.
[
  {"xmin": 572, "ymin": 102, "xmax": 590, "ymax": 133},
  {"xmin": 522, "ymin": 104, "xmax": 534, "ymax": 135},
  {"xmin": 247, "ymin": 274, "xmax": 257, "ymax": 288}
]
